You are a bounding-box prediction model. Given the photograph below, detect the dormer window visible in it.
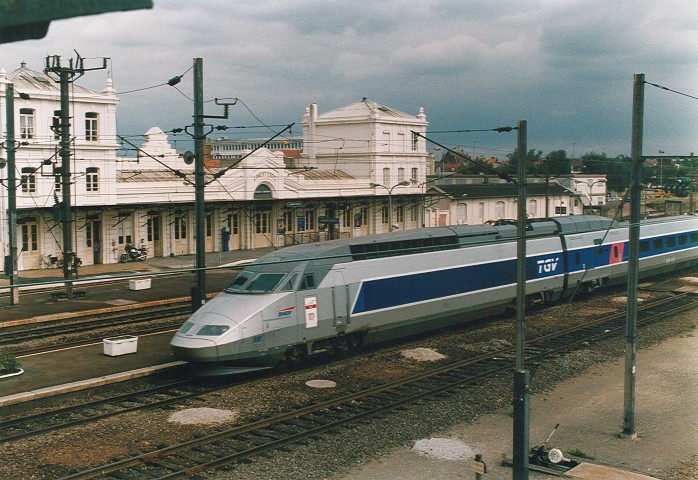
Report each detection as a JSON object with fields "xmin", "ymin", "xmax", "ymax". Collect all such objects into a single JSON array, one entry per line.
[
  {"xmin": 85, "ymin": 112, "xmax": 98, "ymax": 141},
  {"xmin": 20, "ymin": 108, "xmax": 34, "ymax": 139}
]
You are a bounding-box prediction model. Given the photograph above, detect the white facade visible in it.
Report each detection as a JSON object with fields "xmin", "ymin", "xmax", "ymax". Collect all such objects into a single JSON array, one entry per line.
[
  {"xmin": 300, "ymin": 100, "xmax": 428, "ymax": 187},
  {"xmin": 559, "ymin": 175, "xmax": 608, "ymax": 207},
  {"xmin": 2, "ymin": 79, "xmax": 430, "ymax": 271},
  {"xmin": 0, "ymin": 64, "xmax": 119, "ymax": 271},
  {"xmin": 424, "ymin": 177, "xmax": 586, "ymax": 227}
]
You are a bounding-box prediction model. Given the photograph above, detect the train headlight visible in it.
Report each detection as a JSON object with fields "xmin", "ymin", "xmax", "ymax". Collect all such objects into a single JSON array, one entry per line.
[{"xmin": 196, "ymin": 325, "xmax": 230, "ymax": 336}]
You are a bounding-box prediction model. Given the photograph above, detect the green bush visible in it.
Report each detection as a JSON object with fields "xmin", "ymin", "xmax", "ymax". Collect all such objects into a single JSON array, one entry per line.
[{"xmin": 0, "ymin": 348, "xmax": 21, "ymax": 373}]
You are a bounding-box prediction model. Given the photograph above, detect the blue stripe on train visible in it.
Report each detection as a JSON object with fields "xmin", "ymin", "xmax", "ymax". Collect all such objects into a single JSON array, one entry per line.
[{"xmin": 353, "ymin": 252, "xmax": 563, "ymax": 314}]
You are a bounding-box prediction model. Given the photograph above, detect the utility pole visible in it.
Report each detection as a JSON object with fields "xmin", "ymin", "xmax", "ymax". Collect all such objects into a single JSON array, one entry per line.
[
  {"xmin": 4, "ymin": 83, "xmax": 20, "ymax": 305},
  {"xmin": 188, "ymin": 58, "xmax": 235, "ymax": 312},
  {"xmin": 690, "ymin": 153, "xmax": 694, "ymax": 214},
  {"xmin": 513, "ymin": 120, "xmax": 529, "ymax": 479},
  {"xmin": 622, "ymin": 73, "xmax": 644, "ymax": 439},
  {"xmin": 193, "ymin": 58, "xmax": 206, "ymax": 310},
  {"xmin": 45, "ymin": 54, "xmax": 107, "ymax": 298}
]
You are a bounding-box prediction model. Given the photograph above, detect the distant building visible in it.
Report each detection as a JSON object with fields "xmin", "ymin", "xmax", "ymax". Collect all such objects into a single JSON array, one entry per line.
[{"xmin": 424, "ymin": 174, "xmax": 585, "ymax": 226}]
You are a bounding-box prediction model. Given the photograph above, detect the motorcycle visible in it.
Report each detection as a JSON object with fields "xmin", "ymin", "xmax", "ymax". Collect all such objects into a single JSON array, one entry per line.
[{"xmin": 120, "ymin": 242, "xmax": 148, "ymax": 262}]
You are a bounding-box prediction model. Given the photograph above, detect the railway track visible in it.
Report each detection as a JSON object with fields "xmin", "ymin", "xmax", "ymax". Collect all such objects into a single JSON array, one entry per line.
[
  {"xmin": 53, "ymin": 292, "xmax": 698, "ymax": 480},
  {"xmin": 0, "ymin": 378, "xmax": 258, "ymax": 443},
  {"xmin": 0, "ymin": 302, "xmax": 191, "ymax": 354}
]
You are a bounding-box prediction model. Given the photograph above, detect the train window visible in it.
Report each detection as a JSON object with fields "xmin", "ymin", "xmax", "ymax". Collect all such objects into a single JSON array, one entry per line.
[
  {"xmin": 691, "ymin": 232, "xmax": 698, "ymax": 243},
  {"xmin": 279, "ymin": 273, "xmax": 299, "ymax": 292},
  {"xmin": 639, "ymin": 241, "xmax": 650, "ymax": 253},
  {"xmin": 666, "ymin": 236, "xmax": 676, "ymax": 248},
  {"xmin": 246, "ymin": 273, "xmax": 285, "ymax": 292},
  {"xmin": 679, "ymin": 234, "xmax": 688, "ymax": 246},
  {"xmin": 574, "ymin": 252, "xmax": 580, "ymax": 265},
  {"xmin": 652, "ymin": 238, "xmax": 663, "ymax": 250},
  {"xmin": 224, "ymin": 271, "xmax": 252, "ymax": 292},
  {"xmin": 197, "ymin": 325, "xmax": 230, "ymax": 336},
  {"xmin": 300, "ymin": 274, "xmax": 315, "ymax": 290},
  {"xmin": 178, "ymin": 321, "xmax": 196, "ymax": 334}
]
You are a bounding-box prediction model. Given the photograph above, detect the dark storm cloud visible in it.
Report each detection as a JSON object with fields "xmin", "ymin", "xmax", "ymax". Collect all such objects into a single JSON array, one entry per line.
[{"xmin": 1, "ymin": 0, "xmax": 696, "ymax": 157}]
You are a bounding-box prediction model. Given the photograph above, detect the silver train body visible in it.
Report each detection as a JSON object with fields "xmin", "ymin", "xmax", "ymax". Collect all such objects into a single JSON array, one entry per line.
[{"xmin": 171, "ymin": 215, "xmax": 698, "ymax": 371}]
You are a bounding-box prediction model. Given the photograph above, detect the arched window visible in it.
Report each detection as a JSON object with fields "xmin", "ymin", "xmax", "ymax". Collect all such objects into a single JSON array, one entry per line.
[
  {"xmin": 20, "ymin": 108, "xmax": 34, "ymax": 139},
  {"xmin": 527, "ymin": 199, "xmax": 537, "ymax": 218},
  {"xmin": 457, "ymin": 203, "xmax": 467, "ymax": 224},
  {"xmin": 253, "ymin": 184, "xmax": 272, "ymax": 199},
  {"xmin": 85, "ymin": 112, "xmax": 98, "ymax": 141},
  {"xmin": 86, "ymin": 167, "xmax": 99, "ymax": 192}
]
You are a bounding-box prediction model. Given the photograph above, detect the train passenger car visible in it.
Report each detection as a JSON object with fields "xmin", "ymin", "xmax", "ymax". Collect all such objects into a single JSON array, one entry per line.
[{"xmin": 171, "ymin": 215, "xmax": 698, "ymax": 372}]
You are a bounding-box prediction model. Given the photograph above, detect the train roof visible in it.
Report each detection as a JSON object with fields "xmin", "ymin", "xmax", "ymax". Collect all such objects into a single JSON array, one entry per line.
[{"xmin": 250, "ymin": 215, "xmax": 621, "ymax": 269}]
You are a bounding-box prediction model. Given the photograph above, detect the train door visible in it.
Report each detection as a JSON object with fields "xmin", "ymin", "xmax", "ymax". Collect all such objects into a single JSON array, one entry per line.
[
  {"xmin": 85, "ymin": 219, "xmax": 102, "ymax": 264},
  {"xmin": 332, "ymin": 270, "xmax": 348, "ymax": 329},
  {"xmin": 21, "ymin": 219, "xmax": 39, "ymax": 268}
]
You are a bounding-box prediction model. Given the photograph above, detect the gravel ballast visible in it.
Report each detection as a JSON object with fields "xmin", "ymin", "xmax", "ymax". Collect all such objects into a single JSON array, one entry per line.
[{"xmin": 0, "ymin": 280, "xmax": 696, "ymax": 480}]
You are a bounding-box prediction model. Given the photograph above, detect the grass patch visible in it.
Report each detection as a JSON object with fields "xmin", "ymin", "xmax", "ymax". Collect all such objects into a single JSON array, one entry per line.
[{"xmin": 566, "ymin": 448, "xmax": 595, "ymax": 460}]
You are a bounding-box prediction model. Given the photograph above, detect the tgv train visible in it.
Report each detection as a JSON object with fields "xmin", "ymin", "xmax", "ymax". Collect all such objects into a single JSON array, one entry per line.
[{"xmin": 171, "ymin": 215, "xmax": 698, "ymax": 371}]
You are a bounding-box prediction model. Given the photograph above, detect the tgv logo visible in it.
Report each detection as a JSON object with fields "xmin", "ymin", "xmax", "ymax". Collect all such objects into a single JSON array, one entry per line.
[{"xmin": 537, "ymin": 257, "xmax": 560, "ymax": 274}]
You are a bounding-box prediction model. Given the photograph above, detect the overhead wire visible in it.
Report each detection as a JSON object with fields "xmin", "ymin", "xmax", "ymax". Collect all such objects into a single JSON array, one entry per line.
[{"xmin": 645, "ymin": 81, "xmax": 698, "ymax": 101}]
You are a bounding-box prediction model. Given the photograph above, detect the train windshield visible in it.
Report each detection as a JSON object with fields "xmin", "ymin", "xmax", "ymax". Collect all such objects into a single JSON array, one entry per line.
[
  {"xmin": 246, "ymin": 273, "xmax": 285, "ymax": 292},
  {"xmin": 224, "ymin": 271, "xmax": 287, "ymax": 293},
  {"xmin": 224, "ymin": 271, "xmax": 253, "ymax": 292}
]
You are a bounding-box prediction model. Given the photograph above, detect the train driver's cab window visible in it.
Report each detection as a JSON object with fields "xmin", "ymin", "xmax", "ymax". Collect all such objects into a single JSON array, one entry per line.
[
  {"xmin": 224, "ymin": 271, "xmax": 252, "ymax": 292},
  {"xmin": 300, "ymin": 274, "xmax": 315, "ymax": 290},
  {"xmin": 279, "ymin": 273, "xmax": 299, "ymax": 292},
  {"xmin": 639, "ymin": 240, "xmax": 650, "ymax": 253},
  {"xmin": 246, "ymin": 273, "xmax": 285, "ymax": 292}
]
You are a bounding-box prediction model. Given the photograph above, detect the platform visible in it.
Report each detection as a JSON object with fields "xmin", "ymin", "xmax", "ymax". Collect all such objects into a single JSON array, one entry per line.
[{"xmin": 0, "ymin": 249, "xmax": 273, "ymax": 408}]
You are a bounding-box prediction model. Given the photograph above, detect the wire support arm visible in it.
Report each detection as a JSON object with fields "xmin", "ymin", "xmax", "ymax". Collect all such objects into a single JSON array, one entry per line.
[{"xmin": 411, "ymin": 130, "xmax": 517, "ymax": 183}]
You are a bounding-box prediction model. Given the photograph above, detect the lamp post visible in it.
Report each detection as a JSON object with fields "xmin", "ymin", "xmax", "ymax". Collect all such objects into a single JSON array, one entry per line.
[
  {"xmin": 370, "ymin": 180, "xmax": 410, "ymax": 232},
  {"xmin": 574, "ymin": 179, "xmax": 607, "ymax": 207},
  {"xmin": 659, "ymin": 150, "xmax": 665, "ymax": 196}
]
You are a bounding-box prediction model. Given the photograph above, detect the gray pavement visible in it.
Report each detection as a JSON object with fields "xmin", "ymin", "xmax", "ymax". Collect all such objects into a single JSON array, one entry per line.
[{"xmin": 339, "ymin": 332, "xmax": 698, "ymax": 480}]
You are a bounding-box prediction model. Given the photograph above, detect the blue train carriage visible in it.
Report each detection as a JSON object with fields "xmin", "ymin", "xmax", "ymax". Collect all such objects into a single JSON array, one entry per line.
[
  {"xmin": 343, "ymin": 221, "xmax": 566, "ymax": 346},
  {"xmin": 171, "ymin": 214, "xmax": 698, "ymax": 372},
  {"xmin": 563, "ymin": 215, "xmax": 698, "ymax": 292}
]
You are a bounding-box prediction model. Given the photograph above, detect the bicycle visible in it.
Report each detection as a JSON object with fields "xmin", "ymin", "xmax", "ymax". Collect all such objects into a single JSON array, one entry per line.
[
  {"xmin": 39, "ymin": 254, "xmax": 81, "ymax": 269},
  {"xmin": 40, "ymin": 254, "xmax": 61, "ymax": 269}
]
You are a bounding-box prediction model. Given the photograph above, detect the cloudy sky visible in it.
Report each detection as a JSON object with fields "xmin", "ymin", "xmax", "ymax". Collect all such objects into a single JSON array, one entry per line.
[{"xmin": 3, "ymin": 0, "xmax": 697, "ymax": 159}]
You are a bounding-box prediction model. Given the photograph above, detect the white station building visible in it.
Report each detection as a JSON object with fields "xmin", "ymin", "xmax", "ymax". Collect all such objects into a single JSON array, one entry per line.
[{"xmin": 0, "ymin": 63, "xmax": 585, "ymax": 272}]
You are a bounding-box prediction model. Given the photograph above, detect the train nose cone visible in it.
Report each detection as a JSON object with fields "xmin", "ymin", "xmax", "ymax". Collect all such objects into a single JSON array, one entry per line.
[{"xmin": 170, "ymin": 336, "xmax": 217, "ymax": 361}]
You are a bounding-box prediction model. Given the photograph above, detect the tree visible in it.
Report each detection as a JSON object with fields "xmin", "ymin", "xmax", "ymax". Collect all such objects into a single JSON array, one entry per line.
[{"xmin": 543, "ymin": 150, "xmax": 571, "ymax": 176}]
